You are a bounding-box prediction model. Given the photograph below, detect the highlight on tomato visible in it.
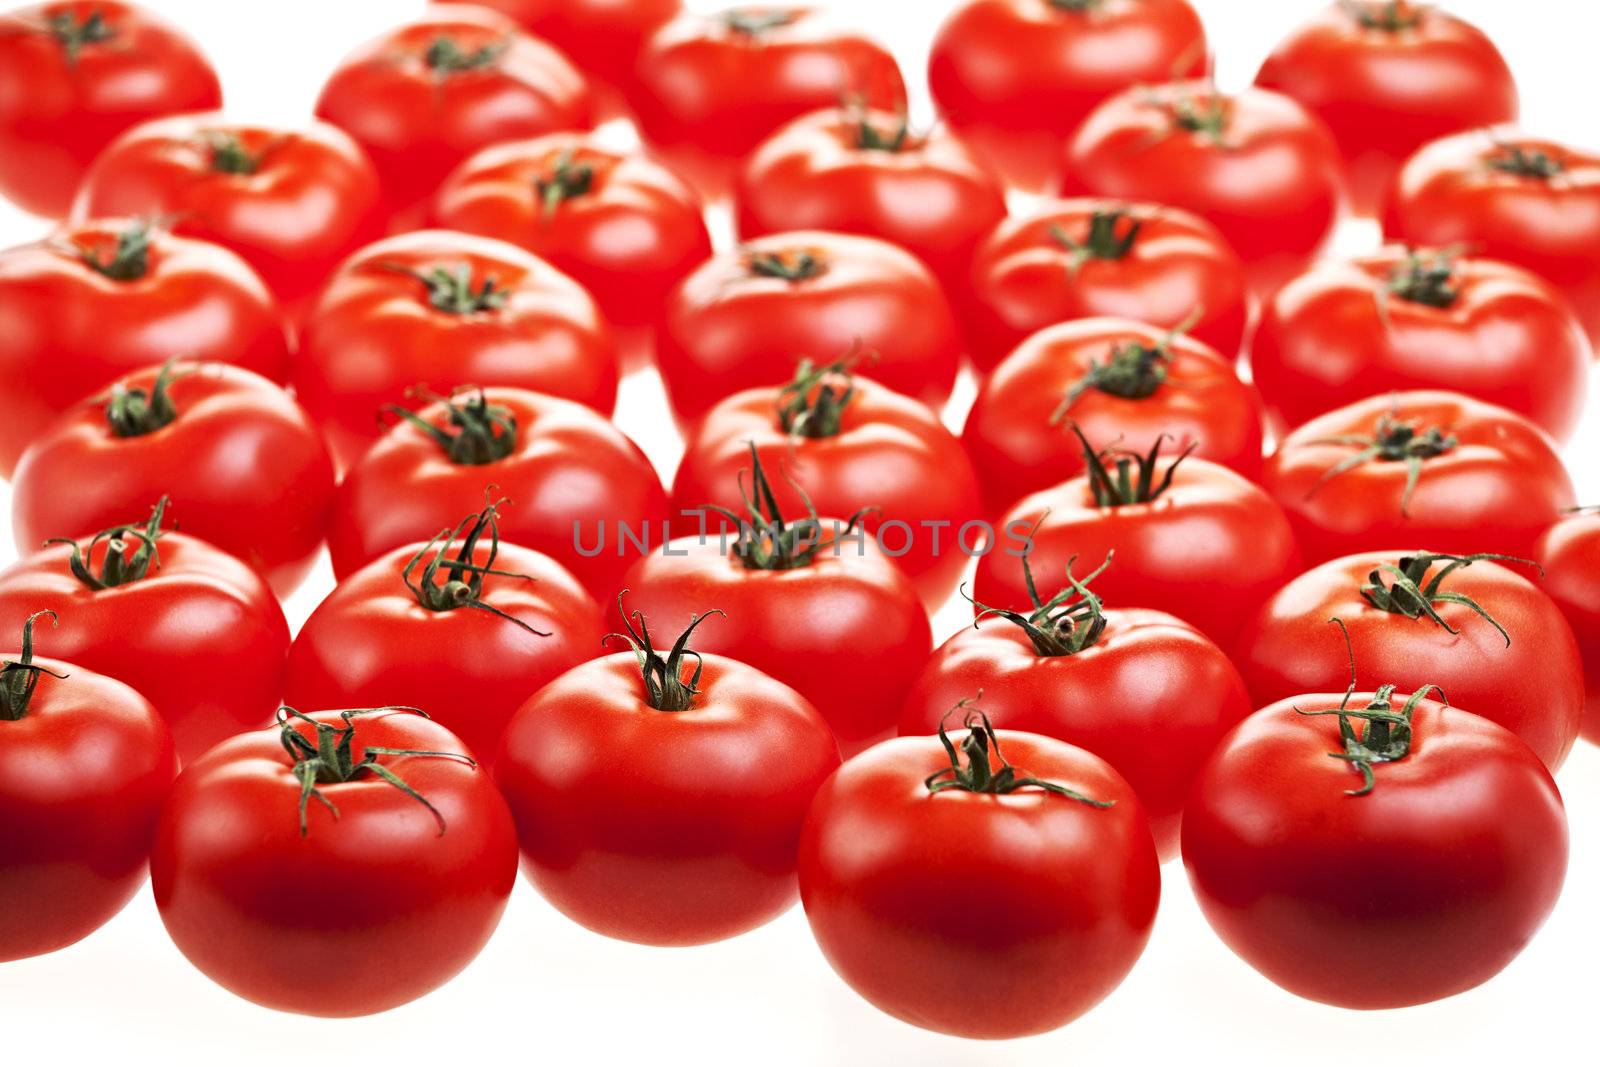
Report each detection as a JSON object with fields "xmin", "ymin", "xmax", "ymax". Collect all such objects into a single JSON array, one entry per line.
[{"xmin": 1535, "ymin": 508, "xmax": 1600, "ymax": 745}]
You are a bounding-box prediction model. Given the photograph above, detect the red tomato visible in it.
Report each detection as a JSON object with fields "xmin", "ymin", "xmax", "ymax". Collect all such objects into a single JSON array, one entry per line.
[
  {"xmin": 1256, "ymin": 1, "xmax": 1517, "ymax": 217},
  {"xmin": 1383, "ymin": 128, "xmax": 1600, "ymax": 345},
  {"xmin": 734, "ymin": 106, "xmax": 1007, "ymax": 291},
  {"xmin": 632, "ymin": 6, "xmax": 905, "ymax": 197},
  {"xmin": 0, "ymin": 613, "xmax": 177, "ymax": 961},
  {"xmin": 315, "ymin": 6, "xmax": 592, "ymax": 229},
  {"xmin": 976, "ymin": 433, "xmax": 1300, "ymax": 646},
  {"xmin": 152, "ymin": 707, "xmax": 517, "ymax": 1016},
  {"xmin": 672, "ymin": 363, "xmax": 982, "ymax": 609},
  {"xmin": 0, "ymin": 499, "xmax": 290, "ymax": 764},
  {"xmin": 1253, "ymin": 248, "xmax": 1590, "ymax": 442},
  {"xmin": 1183, "ymin": 684, "xmax": 1567, "ymax": 1008},
  {"xmin": 71, "ymin": 114, "xmax": 385, "ymax": 317},
  {"xmin": 296, "ymin": 230, "xmax": 619, "ymax": 471},
  {"xmin": 1061, "ymin": 81, "xmax": 1346, "ymax": 296},
  {"xmin": 329, "ymin": 386, "xmax": 668, "ymax": 603},
  {"xmin": 961, "ymin": 199, "xmax": 1248, "ymax": 372},
  {"xmin": 0, "ymin": 1, "xmax": 220, "ymax": 217},
  {"xmin": 928, "ymin": 0, "xmax": 1207, "ymax": 192},
  {"xmin": 656, "ymin": 232, "xmax": 961, "ymax": 428},
  {"xmin": 496, "ymin": 606, "xmax": 840, "ymax": 945},
  {"xmin": 963, "ymin": 317, "xmax": 1264, "ymax": 517},
  {"xmin": 12, "ymin": 362, "xmax": 336, "ymax": 596},
  {"xmin": 798, "ymin": 714, "xmax": 1159, "ymax": 1038},
  {"xmin": 1235, "ymin": 551, "xmax": 1584, "ymax": 770},
  {"xmin": 286, "ymin": 498, "xmax": 604, "ymax": 761},
  {"xmin": 1535, "ymin": 509, "xmax": 1600, "ymax": 745},
  {"xmin": 1262, "ymin": 391, "xmax": 1576, "ymax": 564},
  {"xmin": 0, "ymin": 219, "xmax": 290, "ymax": 477}
]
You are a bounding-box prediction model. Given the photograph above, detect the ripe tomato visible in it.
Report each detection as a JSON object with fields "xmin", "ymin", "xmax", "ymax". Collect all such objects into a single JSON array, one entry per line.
[
  {"xmin": 0, "ymin": 219, "xmax": 290, "ymax": 477},
  {"xmin": 12, "ymin": 362, "xmax": 335, "ymax": 596},
  {"xmin": 495, "ymin": 606, "xmax": 840, "ymax": 945},
  {"xmin": 976, "ymin": 433, "xmax": 1300, "ymax": 646},
  {"xmin": 1256, "ymin": 1, "xmax": 1517, "ymax": 217},
  {"xmin": 71, "ymin": 114, "xmax": 384, "ymax": 317},
  {"xmin": 0, "ymin": 1, "xmax": 220, "ymax": 217},
  {"xmin": 1535, "ymin": 509, "xmax": 1600, "ymax": 745},
  {"xmin": 1253, "ymin": 248, "xmax": 1590, "ymax": 442},
  {"xmin": 1235, "ymin": 551, "xmax": 1584, "ymax": 771},
  {"xmin": 1262, "ymin": 390, "xmax": 1576, "ymax": 564},
  {"xmin": 928, "ymin": 0, "xmax": 1207, "ymax": 192},
  {"xmin": 152, "ymin": 707, "xmax": 517, "ymax": 1016},
  {"xmin": 286, "ymin": 498, "xmax": 604, "ymax": 761},
  {"xmin": 1183, "ymin": 681, "xmax": 1567, "ymax": 1009},
  {"xmin": 632, "ymin": 6, "xmax": 905, "ymax": 197},
  {"xmin": 798, "ymin": 713, "xmax": 1159, "ymax": 1038},
  {"xmin": 315, "ymin": 6, "xmax": 592, "ymax": 229},
  {"xmin": 672, "ymin": 362, "xmax": 982, "ymax": 609},
  {"xmin": 734, "ymin": 106, "xmax": 1007, "ymax": 291},
  {"xmin": 296, "ymin": 229, "xmax": 619, "ymax": 471},
  {"xmin": 656, "ymin": 232, "xmax": 961, "ymax": 428},
  {"xmin": 1383, "ymin": 128, "xmax": 1600, "ymax": 345},
  {"xmin": 0, "ymin": 613, "xmax": 177, "ymax": 962},
  {"xmin": 962, "ymin": 317, "xmax": 1264, "ymax": 517},
  {"xmin": 1060, "ymin": 81, "xmax": 1345, "ymax": 296},
  {"xmin": 329, "ymin": 386, "xmax": 667, "ymax": 603},
  {"xmin": 0, "ymin": 499, "xmax": 290, "ymax": 764},
  {"xmin": 961, "ymin": 199, "xmax": 1247, "ymax": 372}
]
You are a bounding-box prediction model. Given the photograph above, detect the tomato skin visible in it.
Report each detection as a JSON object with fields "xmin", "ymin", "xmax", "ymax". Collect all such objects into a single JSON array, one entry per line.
[
  {"xmin": 297, "ymin": 230, "xmax": 619, "ymax": 471},
  {"xmin": 797, "ymin": 730, "xmax": 1159, "ymax": 1038},
  {"xmin": 0, "ymin": 221, "xmax": 290, "ymax": 477},
  {"xmin": 151, "ymin": 711, "xmax": 517, "ymax": 1017},
  {"xmin": 11, "ymin": 363, "xmax": 336, "ymax": 597},
  {"xmin": 1182, "ymin": 694, "xmax": 1567, "ymax": 1009},
  {"xmin": 1252, "ymin": 250, "xmax": 1589, "ymax": 442},
  {"xmin": 0, "ymin": 1, "xmax": 221, "ymax": 218},
  {"xmin": 496, "ymin": 652, "xmax": 840, "ymax": 946},
  {"xmin": 315, "ymin": 6, "xmax": 593, "ymax": 229},
  {"xmin": 656, "ymin": 232, "xmax": 961, "ymax": 428},
  {"xmin": 928, "ymin": 0, "xmax": 1207, "ymax": 193},
  {"xmin": 963, "ymin": 318, "xmax": 1264, "ymax": 517},
  {"xmin": 1262, "ymin": 391, "xmax": 1576, "ymax": 565},
  {"xmin": 1535, "ymin": 513, "xmax": 1600, "ymax": 745},
  {"xmin": 1255, "ymin": 2, "xmax": 1517, "ymax": 218},
  {"xmin": 0, "ymin": 657, "xmax": 177, "ymax": 962}
]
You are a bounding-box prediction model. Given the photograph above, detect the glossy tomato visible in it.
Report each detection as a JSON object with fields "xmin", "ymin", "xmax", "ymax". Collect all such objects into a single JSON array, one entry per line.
[{"xmin": 1536, "ymin": 509, "xmax": 1600, "ymax": 745}]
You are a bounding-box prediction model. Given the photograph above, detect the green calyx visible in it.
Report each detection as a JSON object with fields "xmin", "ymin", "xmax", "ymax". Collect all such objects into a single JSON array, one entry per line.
[
  {"xmin": 1169, "ymin": 87, "xmax": 1229, "ymax": 141},
  {"xmin": 384, "ymin": 262, "xmax": 509, "ymax": 315},
  {"xmin": 745, "ymin": 247, "xmax": 827, "ymax": 282},
  {"xmin": 45, "ymin": 7, "xmax": 115, "ymax": 64},
  {"xmin": 702, "ymin": 443, "xmax": 870, "ymax": 570},
  {"xmin": 1049, "ymin": 210, "xmax": 1143, "ymax": 271},
  {"xmin": 608, "ymin": 596, "xmax": 725, "ymax": 712},
  {"xmin": 1307, "ymin": 412, "xmax": 1457, "ymax": 516},
  {"xmin": 403, "ymin": 495, "xmax": 549, "ymax": 636},
  {"xmin": 535, "ymin": 149, "xmax": 595, "ymax": 215},
  {"xmin": 105, "ymin": 360, "xmax": 182, "ymax": 438},
  {"xmin": 723, "ymin": 9, "xmax": 797, "ymax": 35},
  {"xmin": 776, "ymin": 357, "xmax": 858, "ymax": 440},
  {"xmin": 1360, "ymin": 551, "xmax": 1538, "ymax": 645},
  {"xmin": 1487, "ymin": 143, "xmax": 1564, "ymax": 180},
  {"xmin": 389, "ymin": 388, "xmax": 518, "ymax": 466},
  {"xmin": 1071, "ymin": 425, "xmax": 1196, "ymax": 508},
  {"xmin": 853, "ymin": 112, "xmax": 912, "ymax": 152},
  {"xmin": 46, "ymin": 496, "xmax": 171, "ymax": 591},
  {"xmin": 1341, "ymin": 0, "xmax": 1422, "ymax": 31},
  {"xmin": 1386, "ymin": 248, "xmax": 1459, "ymax": 308},
  {"xmin": 77, "ymin": 220, "xmax": 153, "ymax": 281},
  {"xmin": 1053, "ymin": 339, "xmax": 1173, "ymax": 415},
  {"xmin": 205, "ymin": 132, "xmax": 260, "ymax": 175},
  {"xmin": 926, "ymin": 701, "xmax": 1112, "ymax": 806},
  {"xmin": 970, "ymin": 554, "xmax": 1112, "ymax": 657},
  {"xmin": 0, "ymin": 612, "xmax": 68, "ymax": 722},
  {"xmin": 424, "ymin": 35, "xmax": 506, "ymax": 74},
  {"xmin": 1047, "ymin": 0, "xmax": 1104, "ymax": 12}
]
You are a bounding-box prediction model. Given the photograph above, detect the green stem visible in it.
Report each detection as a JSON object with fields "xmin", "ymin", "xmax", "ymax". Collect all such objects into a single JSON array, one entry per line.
[
  {"xmin": 1306, "ymin": 412, "xmax": 1457, "ymax": 516},
  {"xmin": 0, "ymin": 612, "xmax": 68, "ymax": 722},
  {"xmin": 45, "ymin": 497, "xmax": 170, "ymax": 591},
  {"xmin": 45, "ymin": 7, "xmax": 115, "ymax": 64},
  {"xmin": 699, "ymin": 443, "xmax": 871, "ymax": 570},
  {"xmin": 1487, "ymin": 143, "xmax": 1564, "ymax": 179},
  {"xmin": 776, "ymin": 357, "xmax": 858, "ymax": 440},
  {"xmin": 925, "ymin": 701, "xmax": 1112, "ymax": 806},
  {"xmin": 1359, "ymin": 552, "xmax": 1538, "ymax": 645},
  {"xmin": 77, "ymin": 220, "xmax": 153, "ymax": 281},
  {"xmin": 1049, "ymin": 210, "xmax": 1143, "ymax": 272},
  {"xmin": 388, "ymin": 388, "xmax": 518, "ymax": 466},
  {"xmin": 968, "ymin": 554, "xmax": 1112, "ymax": 657},
  {"xmin": 381, "ymin": 262, "xmax": 509, "ymax": 314},
  {"xmin": 1341, "ymin": 1, "xmax": 1422, "ymax": 31},
  {"xmin": 723, "ymin": 9, "xmax": 797, "ymax": 35},
  {"xmin": 402, "ymin": 495, "xmax": 549, "ymax": 635},
  {"xmin": 745, "ymin": 248, "xmax": 827, "ymax": 282},
  {"xmin": 105, "ymin": 360, "xmax": 181, "ymax": 437},
  {"xmin": 1386, "ymin": 248, "xmax": 1459, "ymax": 308},
  {"xmin": 1069, "ymin": 425, "xmax": 1196, "ymax": 507},
  {"xmin": 205, "ymin": 132, "xmax": 260, "ymax": 175},
  {"xmin": 425, "ymin": 35, "xmax": 506, "ymax": 73},
  {"xmin": 534, "ymin": 149, "xmax": 595, "ymax": 215},
  {"xmin": 608, "ymin": 596, "xmax": 724, "ymax": 712}
]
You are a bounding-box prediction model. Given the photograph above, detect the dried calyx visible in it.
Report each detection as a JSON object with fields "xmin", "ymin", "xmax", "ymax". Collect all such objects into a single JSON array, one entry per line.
[
  {"xmin": 1360, "ymin": 552, "xmax": 1537, "ymax": 645},
  {"xmin": 1307, "ymin": 412, "xmax": 1457, "ymax": 516},
  {"xmin": 0, "ymin": 612, "xmax": 67, "ymax": 722},
  {"xmin": 389, "ymin": 387, "xmax": 518, "ymax": 466},
  {"xmin": 970, "ymin": 554, "xmax": 1113, "ymax": 657},
  {"xmin": 776, "ymin": 356, "xmax": 860, "ymax": 440},
  {"xmin": 1049, "ymin": 209, "xmax": 1143, "ymax": 271},
  {"xmin": 926, "ymin": 701, "xmax": 1112, "ymax": 806},
  {"xmin": 700, "ymin": 443, "xmax": 870, "ymax": 571},
  {"xmin": 48, "ymin": 497, "xmax": 172, "ymax": 591},
  {"xmin": 608, "ymin": 595, "xmax": 725, "ymax": 712},
  {"xmin": 1071, "ymin": 425, "xmax": 1197, "ymax": 507},
  {"xmin": 403, "ymin": 495, "xmax": 548, "ymax": 635}
]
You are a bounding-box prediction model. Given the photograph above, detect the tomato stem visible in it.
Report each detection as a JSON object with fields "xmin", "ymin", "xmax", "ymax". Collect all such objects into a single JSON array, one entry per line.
[
  {"xmin": 402, "ymin": 494, "xmax": 550, "ymax": 635},
  {"xmin": 380, "ymin": 262, "xmax": 509, "ymax": 315},
  {"xmin": 1359, "ymin": 552, "xmax": 1539, "ymax": 645},
  {"xmin": 1486, "ymin": 143, "xmax": 1565, "ymax": 180},
  {"xmin": 1047, "ymin": 0, "xmax": 1105, "ymax": 12},
  {"xmin": 1051, "ymin": 315, "xmax": 1198, "ymax": 415},
  {"xmin": 776, "ymin": 355, "xmax": 862, "ymax": 440},
  {"xmin": 0, "ymin": 612, "xmax": 67, "ymax": 722},
  {"xmin": 1305, "ymin": 412, "xmax": 1457, "ymax": 516},
  {"xmin": 75, "ymin": 219, "xmax": 154, "ymax": 281},
  {"xmin": 1341, "ymin": 1, "xmax": 1422, "ymax": 31},
  {"xmin": 852, "ymin": 109, "xmax": 912, "ymax": 152},
  {"xmin": 44, "ymin": 8, "xmax": 115, "ymax": 65},
  {"xmin": 969, "ymin": 554, "xmax": 1112, "ymax": 657},
  {"xmin": 1070, "ymin": 425, "xmax": 1196, "ymax": 507},
  {"xmin": 745, "ymin": 248, "xmax": 827, "ymax": 282},
  {"xmin": 1386, "ymin": 248, "xmax": 1460, "ymax": 308},
  {"xmin": 424, "ymin": 35, "xmax": 506, "ymax": 74},
  {"xmin": 46, "ymin": 497, "xmax": 170, "ymax": 591},
  {"xmin": 1167, "ymin": 86, "xmax": 1230, "ymax": 142},
  {"xmin": 534, "ymin": 149, "xmax": 595, "ymax": 215},
  {"xmin": 608, "ymin": 595, "xmax": 725, "ymax": 712},
  {"xmin": 1048, "ymin": 210, "xmax": 1143, "ymax": 271},
  {"xmin": 105, "ymin": 359, "xmax": 182, "ymax": 437},
  {"xmin": 388, "ymin": 387, "xmax": 518, "ymax": 465},
  {"xmin": 204, "ymin": 132, "xmax": 260, "ymax": 176},
  {"xmin": 926, "ymin": 702, "xmax": 1112, "ymax": 805},
  {"xmin": 699, "ymin": 443, "xmax": 872, "ymax": 570},
  {"xmin": 723, "ymin": 9, "xmax": 798, "ymax": 35}
]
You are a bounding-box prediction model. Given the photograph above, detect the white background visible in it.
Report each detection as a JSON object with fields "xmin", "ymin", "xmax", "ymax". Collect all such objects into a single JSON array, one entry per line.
[{"xmin": 3, "ymin": 1, "xmax": 1599, "ymax": 1063}]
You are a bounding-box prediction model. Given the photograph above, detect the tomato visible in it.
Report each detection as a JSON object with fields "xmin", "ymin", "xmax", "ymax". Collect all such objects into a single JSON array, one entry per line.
[
  {"xmin": 976, "ymin": 433, "xmax": 1300, "ymax": 646},
  {"xmin": 928, "ymin": 0, "xmax": 1207, "ymax": 193},
  {"xmin": 1060, "ymin": 81, "xmax": 1346, "ymax": 296},
  {"xmin": 672, "ymin": 362, "xmax": 982, "ymax": 609},
  {"xmin": 71, "ymin": 114, "xmax": 384, "ymax": 318},
  {"xmin": 329, "ymin": 386, "xmax": 668, "ymax": 604},
  {"xmin": 0, "ymin": 219, "xmax": 290, "ymax": 477},
  {"xmin": 152, "ymin": 707, "xmax": 517, "ymax": 1016},
  {"xmin": 632, "ymin": 6, "xmax": 905, "ymax": 197},
  {"xmin": 1535, "ymin": 509, "xmax": 1600, "ymax": 745},
  {"xmin": 1262, "ymin": 390, "xmax": 1576, "ymax": 565},
  {"xmin": 1183, "ymin": 680, "xmax": 1567, "ymax": 1009},
  {"xmin": 296, "ymin": 229, "xmax": 619, "ymax": 471},
  {"xmin": 315, "ymin": 6, "xmax": 592, "ymax": 230},
  {"xmin": 0, "ymin": 613, "xmax": 177, "ymax": 962},
  {"xmin": 1256, "ymin": 1, "xmax": 1517, "ymax": 217},
  {"xmin": 962, "ymin": 317, "xmax": 1264, "ymax": 517},
  {"xmin": 0, "ymin": 499, "xmax": 289, "ymax": 764},
  {"xmin": 1383, "ymin": 128, "xmax": 1600, "ymax": 346},
  {"xmin": 733, "ymin": 106, "xmax": 1007, "ymax": 291},
  {"xmin": 495, "ymin": 605, "xmax": 840, "ymax": 946},
  {"xmin": 656, "ymin": 232, "xmax": 961, "ymax": 428},
  {"xmin": 12, "ymin": 362, "xmax": 334, "ymax": 595},
  {"xmin": 0, "ymin": 1, "xmax": 220, "ymax": 217},
  {"xmin": 961, "ymin": 199, "xmax": 1247, "ymax": 372},
  {"xmin": 1253, "ymin": 248, "xmax": 1590, "ymax": 442},
  {"xmin": 286, "ymin": 498, "xmax": 604, "ymax": 761},
  {"xmin": 798, "ymin": 713, "xmax": 1159, "ymax": 1038}
]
